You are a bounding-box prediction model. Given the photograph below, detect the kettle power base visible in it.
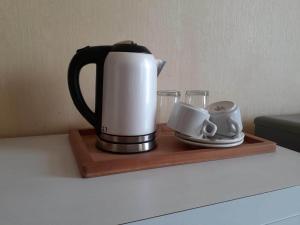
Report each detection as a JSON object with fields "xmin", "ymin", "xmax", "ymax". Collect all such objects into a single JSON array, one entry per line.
[
  {"xmin": 96, "ymin": 132, "xmax": 157, "ymax": 153},
  {"xmin": 68, "ymin": 125, "xmax": 276, "ymax": 178},
  {"xmin": 96, "ymin": 137, "xmax": 156, "ymax": 153}
]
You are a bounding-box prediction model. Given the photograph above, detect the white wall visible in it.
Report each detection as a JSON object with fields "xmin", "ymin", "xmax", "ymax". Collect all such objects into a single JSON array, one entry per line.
[{"xmin": 0, "ymin": 0, "xmax": 300, "ymax": 137}]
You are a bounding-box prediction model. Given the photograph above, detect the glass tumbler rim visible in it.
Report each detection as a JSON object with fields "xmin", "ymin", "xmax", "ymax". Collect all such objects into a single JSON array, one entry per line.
[
  {"xmin": 185, "ymin": 90, "xmax": 209, "ymax": 96},
  {"xmin": 157, "ymin": 90, "xmax": 181, "ymax": 97}
]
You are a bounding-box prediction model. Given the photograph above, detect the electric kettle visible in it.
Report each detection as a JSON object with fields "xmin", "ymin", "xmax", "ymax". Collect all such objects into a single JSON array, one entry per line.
[{"xmin": 68, "ymin": 41, "xmax": 165, "ymax": 153}]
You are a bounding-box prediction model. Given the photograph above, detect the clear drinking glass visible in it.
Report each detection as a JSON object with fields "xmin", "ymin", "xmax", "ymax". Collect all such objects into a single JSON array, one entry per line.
[
  {"xmin": 157, "ymin": 90, "xmax": 181, "ymax": 124},
  {"xmin": 185, "ymin": 90, "xmax": 209, "ymax": 108}
]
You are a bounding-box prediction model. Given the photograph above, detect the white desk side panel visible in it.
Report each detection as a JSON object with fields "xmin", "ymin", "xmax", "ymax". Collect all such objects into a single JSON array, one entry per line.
[{"xmin": 127, "ymin": 186, "xmax": 300, "ymax": 225}]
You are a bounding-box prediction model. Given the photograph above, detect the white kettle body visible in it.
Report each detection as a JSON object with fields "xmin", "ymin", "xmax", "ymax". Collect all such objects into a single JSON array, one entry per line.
[
  {"xmin": 102, "ymin": 52, "xmax": 157, "ymax": 136},
  {"xmin": 68, "ymin": 41, "xmax": 165, "ymax": 153}
]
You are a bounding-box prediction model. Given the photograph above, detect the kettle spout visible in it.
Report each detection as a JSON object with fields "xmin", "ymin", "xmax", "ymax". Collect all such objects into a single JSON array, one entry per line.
[{"xmin": 156, "ymin": 59, "xmax": 166, "ymax": 76}]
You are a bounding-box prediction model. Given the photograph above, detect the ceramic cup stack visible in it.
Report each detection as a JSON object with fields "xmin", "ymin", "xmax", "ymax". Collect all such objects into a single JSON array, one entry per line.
[{"xmin": 167, "ymin": 101, "xmax": 244, "ymax": 148}]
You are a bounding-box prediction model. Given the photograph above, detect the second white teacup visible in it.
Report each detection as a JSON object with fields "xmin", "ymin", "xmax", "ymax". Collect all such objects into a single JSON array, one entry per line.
[
  {"xmin": 167, "ymin": 102, "xmax": 217, "ymax": 138},
  {"xmin": 207, "ymin": 101, "xmax": 243, "ymax": 138}
]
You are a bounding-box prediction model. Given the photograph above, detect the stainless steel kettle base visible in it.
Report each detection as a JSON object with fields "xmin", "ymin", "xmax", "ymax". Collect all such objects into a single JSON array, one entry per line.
[{"xmin": 96, "ymin": 137, "xmax": 156, "ymax": 153}]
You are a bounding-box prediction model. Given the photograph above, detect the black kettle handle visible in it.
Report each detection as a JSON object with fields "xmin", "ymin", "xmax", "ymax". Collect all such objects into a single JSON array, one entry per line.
[{"xmin": 68, "ymin": 46, "xmax": 111, "ymax": 130}]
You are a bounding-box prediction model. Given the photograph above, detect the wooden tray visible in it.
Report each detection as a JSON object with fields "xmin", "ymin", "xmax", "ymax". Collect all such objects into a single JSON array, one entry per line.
[{"xmin": 69, "ymin": 127, "xmax": 276, "ymax": 178}]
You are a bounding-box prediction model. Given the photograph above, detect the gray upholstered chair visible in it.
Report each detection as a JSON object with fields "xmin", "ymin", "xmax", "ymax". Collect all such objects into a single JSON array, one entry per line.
[{"xmin": 255, "ymin": 114, "xmax": 300, "ymax": 152}]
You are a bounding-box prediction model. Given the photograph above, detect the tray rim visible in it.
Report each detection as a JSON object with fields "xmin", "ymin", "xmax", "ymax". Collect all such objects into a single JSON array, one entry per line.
[{"xmin": 69, "ymin": 129, "xmax": 276, "ymax": 178}]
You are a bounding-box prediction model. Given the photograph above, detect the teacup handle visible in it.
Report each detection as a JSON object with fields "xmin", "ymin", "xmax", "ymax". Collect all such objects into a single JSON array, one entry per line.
[
  {"xmin": 202, "ymin": 119, "xmax": 217, "ymax": 137},
  {"xmin": 229, "ymin": 117, "xmax": 242, "ymax": 137}
]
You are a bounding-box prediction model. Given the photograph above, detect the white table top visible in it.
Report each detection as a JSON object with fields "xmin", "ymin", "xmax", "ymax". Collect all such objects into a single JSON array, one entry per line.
[{"xmin": 0, "ymin": 134, "xmax": 300, "ymax": 225}]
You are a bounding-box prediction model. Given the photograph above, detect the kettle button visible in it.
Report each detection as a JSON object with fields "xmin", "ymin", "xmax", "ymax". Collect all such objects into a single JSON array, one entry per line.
[
  {"xmin": 76, "ymin": 46, "xmax": 90, "ymax": 53},
  {"xmin": 115, "ymin": 40, "xmax": 134, "ymax": 45}
]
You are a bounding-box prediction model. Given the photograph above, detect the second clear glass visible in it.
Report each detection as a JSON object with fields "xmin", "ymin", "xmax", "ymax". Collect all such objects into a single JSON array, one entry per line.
[{"xmin": 185, "ymin": 90, "xmax": 209, "ymax": 108}]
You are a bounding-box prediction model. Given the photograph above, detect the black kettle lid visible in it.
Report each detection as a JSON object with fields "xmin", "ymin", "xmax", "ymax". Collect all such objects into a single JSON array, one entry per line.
[{"xmin": 111, "ymin": 41, "xmax": 151, "ymax": 54}]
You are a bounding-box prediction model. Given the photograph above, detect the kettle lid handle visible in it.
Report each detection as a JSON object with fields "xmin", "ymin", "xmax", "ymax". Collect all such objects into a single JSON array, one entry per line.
[
  {"xmin": 111, "ymin": 41, "xmax": 152, "ymax": 54},
  {"xmin": 114, "ymin": 40, "xmax": 135, "ymax": 45}
]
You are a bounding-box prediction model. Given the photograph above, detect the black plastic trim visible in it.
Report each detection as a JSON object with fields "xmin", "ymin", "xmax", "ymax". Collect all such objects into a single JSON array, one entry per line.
[{"xmin": 68, "ymin": 46, "xmax": 112, "ymax": 134}]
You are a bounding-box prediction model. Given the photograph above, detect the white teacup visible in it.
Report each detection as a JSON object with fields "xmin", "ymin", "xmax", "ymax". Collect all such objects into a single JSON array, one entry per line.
[
  {"xmin": 207, "ymin": 101, "xmax": 243, "ymax": 138},
  {"xmin": 167, "ymin": 102, "xmax": 217, "ymax": 138}
]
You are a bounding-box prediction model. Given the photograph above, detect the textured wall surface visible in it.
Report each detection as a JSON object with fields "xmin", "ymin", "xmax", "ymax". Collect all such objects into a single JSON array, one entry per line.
[{"xmin": 0, "ymin": 0, "xmax": 300, "ymax": 137}]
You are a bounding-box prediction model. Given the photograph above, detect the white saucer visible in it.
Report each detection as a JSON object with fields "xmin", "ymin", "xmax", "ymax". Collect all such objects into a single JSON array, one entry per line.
[
  {"xmin": 175, "ymin": 131, "xmax": 245, "ymax": 144},
  {"xmin": 175, "ymin": 135, "xmax": 244, "ymax": 148}
]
